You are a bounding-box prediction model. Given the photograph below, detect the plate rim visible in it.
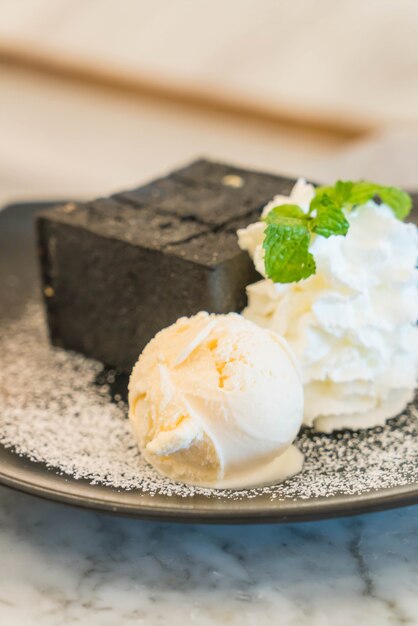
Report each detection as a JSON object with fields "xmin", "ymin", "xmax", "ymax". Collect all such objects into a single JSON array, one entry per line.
[{"xmin": 1, "ymin": 445, "xmax": 417, "ymax": 524}]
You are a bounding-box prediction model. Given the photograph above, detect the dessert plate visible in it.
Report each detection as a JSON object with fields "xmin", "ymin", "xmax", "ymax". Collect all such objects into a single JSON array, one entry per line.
[{"xmin": 0, "ymin": 202, "xmax": 417, "ymax": 523}]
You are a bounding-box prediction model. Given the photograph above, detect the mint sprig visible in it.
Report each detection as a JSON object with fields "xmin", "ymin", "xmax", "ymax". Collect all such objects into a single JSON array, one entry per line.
[
  {"xmin": 262, "ymin": 180, "xmax": 411, "ymax": 284},
  {"xmin": 263, "ymin": 197, "xmax": 348, "ymax": 283}
]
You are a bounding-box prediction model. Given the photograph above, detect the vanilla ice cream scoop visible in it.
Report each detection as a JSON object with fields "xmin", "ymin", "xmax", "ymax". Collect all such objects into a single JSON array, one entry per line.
[{"xmin": 128, "ymin": 312, "xmax": 304, "ymax": 488}]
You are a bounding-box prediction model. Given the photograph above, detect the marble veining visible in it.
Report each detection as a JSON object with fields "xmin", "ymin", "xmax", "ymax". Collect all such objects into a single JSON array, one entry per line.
[{"xmin": 0, "ymin": 486, "xmax": 417, "ymax": 625}]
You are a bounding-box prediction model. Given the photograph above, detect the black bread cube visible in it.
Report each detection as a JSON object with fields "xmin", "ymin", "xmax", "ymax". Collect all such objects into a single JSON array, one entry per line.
[
  {"xmin": 37, "ymin": 159, "xmax": 296, "ymax": 372},
  {"xmin": 117, "ymin": 159, "xmax": 295, "ymax": 227}
]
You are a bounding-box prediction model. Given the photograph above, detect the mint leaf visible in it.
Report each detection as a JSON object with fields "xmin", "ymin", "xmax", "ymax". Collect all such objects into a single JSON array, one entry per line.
[
  {"xmin": 265, "ymin": 204, "xmax": 306, "ymax": 224},
  {"xmin": 316, "ymin": 180, "xmax": 412, "ymax": 219},
  {"xmin": 334, "ymin": 180, "xmax": 353, "ymax": 203},
  {"xmin": 263, "ymin": 222, "xmax": 316, "ymax": 283},
  {"xmin": 378, "ymin": 186, "xmax": 412, "ymax": 220},
  {"xmin": 316, "ymin": 180, "xmax": 353, "ymax": 206},
  {"xmin": 309, "ymin": 194, "xmax": 349, "ymax": 238},
  {"xmin": 347, "ymin": 181, "xmax": 379, "ymax": 206}
]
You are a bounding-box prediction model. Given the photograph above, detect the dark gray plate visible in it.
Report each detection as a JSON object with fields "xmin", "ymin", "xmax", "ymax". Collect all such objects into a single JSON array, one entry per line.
[{"xmin": 1, "ymin": 202, "xmax": 417, "ymax": 523}]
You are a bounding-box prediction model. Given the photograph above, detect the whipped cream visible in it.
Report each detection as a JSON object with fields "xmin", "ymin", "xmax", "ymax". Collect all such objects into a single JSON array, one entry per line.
[
  {"xmin": 238, "ymin": 179, "xmax": 418, "ymax": 432},
  {"xmin": 129, "ymin": 312, "xmax": 304, "ymax": 488}
]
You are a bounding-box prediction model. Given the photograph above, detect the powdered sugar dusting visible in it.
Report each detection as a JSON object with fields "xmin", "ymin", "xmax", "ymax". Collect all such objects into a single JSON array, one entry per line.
[{"xmin": 0, "ymin": 302, "xmax": 417, "ymax": 501}]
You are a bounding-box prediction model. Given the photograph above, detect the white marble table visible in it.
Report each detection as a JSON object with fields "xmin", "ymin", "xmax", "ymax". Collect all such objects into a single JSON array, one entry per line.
[{"xmin": 1, "ymin": 485, "xmax": 417, "ymax": 626}]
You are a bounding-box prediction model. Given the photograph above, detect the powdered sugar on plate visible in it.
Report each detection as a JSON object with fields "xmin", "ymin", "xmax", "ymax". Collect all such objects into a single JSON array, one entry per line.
[{"xmin": 0, "ymin": 302, "xmax": 417, "ymax": 501}]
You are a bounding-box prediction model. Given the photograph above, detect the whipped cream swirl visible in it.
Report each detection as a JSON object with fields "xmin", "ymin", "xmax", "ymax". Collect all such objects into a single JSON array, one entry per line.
[{"xmin": 238, "ymin": 179, "xmax": 418, "ymax": 432}]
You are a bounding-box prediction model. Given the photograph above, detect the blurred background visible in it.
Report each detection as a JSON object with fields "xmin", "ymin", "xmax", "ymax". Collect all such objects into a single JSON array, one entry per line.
[{"xmin": 1, "ymin": 0, "xmax": 418, "ymax": 207}]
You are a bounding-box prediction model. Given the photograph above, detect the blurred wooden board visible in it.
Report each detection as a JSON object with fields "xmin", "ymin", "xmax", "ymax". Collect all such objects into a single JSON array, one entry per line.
[
  {"xmin": 0, "ymin": 63, "xmax": 344, "ymax": 208},
  {"xmin": 1, "ymin": 0, "xmax": 418, "ymax": 132}
]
